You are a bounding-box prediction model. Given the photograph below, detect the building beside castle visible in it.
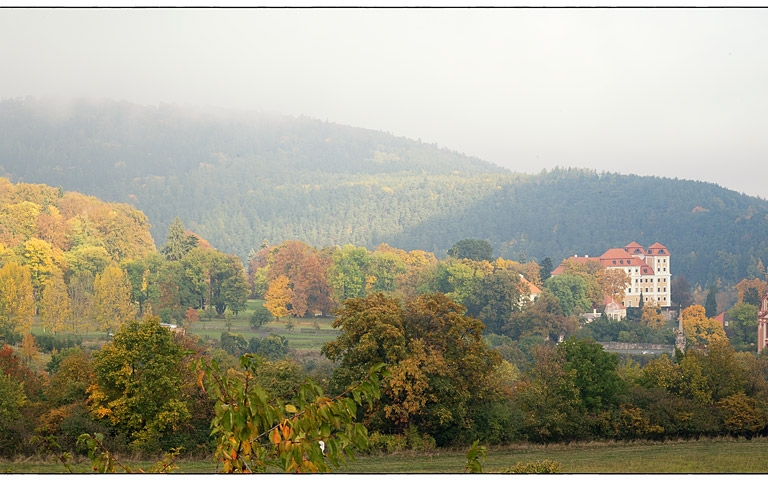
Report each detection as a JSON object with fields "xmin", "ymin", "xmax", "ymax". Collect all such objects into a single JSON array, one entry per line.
[
  {"xmin": 552, "ymin": 242, "xmax": 671, "ymax": 308},
  {"xmin": 758, "ymin": 293, "xmax": 768, "ymax": 353}
]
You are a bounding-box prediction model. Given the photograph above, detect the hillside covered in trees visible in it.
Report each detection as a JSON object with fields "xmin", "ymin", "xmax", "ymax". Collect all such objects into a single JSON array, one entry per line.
[{"xmin": 1, "ymin": 97, "xmax": 767, "ymax": 288}]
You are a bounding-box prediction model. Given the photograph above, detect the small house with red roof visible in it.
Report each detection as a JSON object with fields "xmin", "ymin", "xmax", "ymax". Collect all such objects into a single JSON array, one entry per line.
[{"xmin": 552, "ymin": 242, "xmax": 671, "ymax": 310}]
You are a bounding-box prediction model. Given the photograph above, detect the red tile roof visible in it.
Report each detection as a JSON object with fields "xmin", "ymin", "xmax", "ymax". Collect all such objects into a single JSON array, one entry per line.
[
  {"xmin": 646, "ymin": 242, "xmax": 670, "ymax": 255},
  {"xmin": 624, "ymin": 242, "xmax": 645, "ymax": 255},
  {"xmin": 552, "ymin": 242, "xmax": 664, "ymax": 276}
]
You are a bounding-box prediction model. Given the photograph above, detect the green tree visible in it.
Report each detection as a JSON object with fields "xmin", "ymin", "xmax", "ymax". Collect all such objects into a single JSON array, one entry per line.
[
  {"xmin": 539, "ymin": 257, "xmax": 554, "ymax": 283},
  {"xmin": 218, "ymin": 255, "xmax": 250, "ymax": 317},
  {"xmin": 544, "ymin": 273, "xmax": 593, "ymax": 317},
  {"xmin": 559, "ymin": 338, "xmax": 626, "ymax": 413},
  {"xmin": 248, "ymin": 333, "xmax": 289, "ymax": 360},
  {"xmin": 88, "ymin": 316, "xmax": 191, "ymax": 453},
  {"xmin": 250, "ymin": 304, "xmax": 274, "ymax": 329},
  {"xmin": 448, "ymin": 238, "xmax": 494, "ymax": 262},
  {"xmin": 123, "ymin": 253, "xmax": 163, "ymax": 317},
  {"xmin": 464, "ymin": 269, "xmax": 524, "ymax": 335},
  {"xmin": 671, "ymin": 275, "xmax": 694, "ymax": 309},
  {"xmin": 512, "ymin": 344, "xmax": 583, "ymax": 443},
  {"xmin": 161, "ymin": 217, "xmax": 198, "ymax": 261},
  {"xmin": 329, "ymin": 245, "xmax": 371, "ymax": 302},
  {"xmin": 727, "ymin": 302, "xmax": 758, "ymax": 348},
  {"xmin": 705, "ymin": 284, "xmax": 718, "ymax": 318}
]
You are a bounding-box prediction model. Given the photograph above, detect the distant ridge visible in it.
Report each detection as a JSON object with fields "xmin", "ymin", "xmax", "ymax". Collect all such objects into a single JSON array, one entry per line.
[{"xmin": 1, "ymin": 97, "xmax": 767, "ymax": 288}]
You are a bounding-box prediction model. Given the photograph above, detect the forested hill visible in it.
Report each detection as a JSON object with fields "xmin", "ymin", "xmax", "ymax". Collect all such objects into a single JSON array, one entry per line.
[{"xmin": 1, "ymin": 97, "xmax": 767, "ymax": 288}]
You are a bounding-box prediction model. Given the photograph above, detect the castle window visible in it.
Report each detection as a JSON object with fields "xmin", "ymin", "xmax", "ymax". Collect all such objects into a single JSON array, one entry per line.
[
  {"xmin": 659, "ymin": 249, "xmax": 665, "ymax": 254},
  {"xmin": 613, "ymin": 260, "xmax": 616, "ymax": 264}
]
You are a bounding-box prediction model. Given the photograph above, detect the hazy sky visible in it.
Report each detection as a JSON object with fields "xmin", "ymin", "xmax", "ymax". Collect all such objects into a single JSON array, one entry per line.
[{"xmin": 1, "ymin": 8, "xmax": 767, "ymax": 198}]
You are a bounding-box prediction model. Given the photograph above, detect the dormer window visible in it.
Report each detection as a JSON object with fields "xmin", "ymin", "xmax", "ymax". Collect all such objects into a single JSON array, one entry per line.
[{"xmin": 659, "ymin": 249, "xmax": 665, "ymax": 254}]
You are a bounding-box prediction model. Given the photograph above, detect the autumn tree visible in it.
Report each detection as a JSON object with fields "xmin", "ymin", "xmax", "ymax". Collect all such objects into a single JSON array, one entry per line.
[
  {"xmin": 64, "ymin": 244, "xmax": 111, "ymax": 279},
  {"xmin": 0, "ymin": 261, "xmax": 35, "ymax": 338},
  {"xmin": 505, "ymin": 291, "xmax": 578, "ymax": 342},
  {"xmin": 88, "ymin": 316, "xmax": 191, "ymax": 453},
  {"xmin": 23, "ymin": 237, "xmax": 59, "ymax": 301},
  {"xmin": 595, "ymin": 268, "xmax": 631, "ymax": 305},
  {"xmin": 39, "ymin": 271, "xmax": 73, "ymax": 334},
  {"xmin": 268, "ymin": 241, "xmax": 333, "ymax": 317},
  {"xmin": 197, "ymin": 354, "xmax": 383, "ymax": 473},
  {"xmin": 67, "ymin": 272, "xmax": 93, "ymax": 334},
  {"xmin": 681, "ymin": 304, "xmax": 728, "ymax": 348},
  {"xmin": 265, "ymin": 275, "xmax": 292, "ymax": 320},
  {"xmin": 641, "ymin": 300, "xmax": 665, "ymax": 330},
  {"xmin": 323, "ymin": 292, "xmax": 503, "ymax": 446},
  {"xmin": 90, "ymin": 264, "xmax": 136, "ymax": 334},
  {"xmin": 736, "ymin": 278, "xmax": 768, "ymax": 307}
]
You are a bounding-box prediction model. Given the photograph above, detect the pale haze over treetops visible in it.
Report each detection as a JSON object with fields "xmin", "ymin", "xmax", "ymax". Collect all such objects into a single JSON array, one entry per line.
[{"xmin": 1, "ymin": 8, "xmax": 766, "ymax": 198}]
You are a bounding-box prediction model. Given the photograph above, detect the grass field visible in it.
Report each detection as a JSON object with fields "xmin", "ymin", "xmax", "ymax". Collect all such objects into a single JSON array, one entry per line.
[
  {"xmin": 185, "ymin": 299, "xmax": 340, "ymax": 353},
  {"xmin": 4, "ymin": 437, "xmax": 768, "ymax": 473}
]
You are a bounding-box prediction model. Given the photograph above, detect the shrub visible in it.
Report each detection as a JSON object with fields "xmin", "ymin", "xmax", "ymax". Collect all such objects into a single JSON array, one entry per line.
[{"xmin": 498, "ymin": 460, "xmax": 562, "ymax": 473}]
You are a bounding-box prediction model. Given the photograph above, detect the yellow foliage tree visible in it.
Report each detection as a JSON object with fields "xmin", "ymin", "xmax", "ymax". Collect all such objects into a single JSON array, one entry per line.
[
  {"xmin": 0, "ymin": 261, "xmax": 36, "ymax": 335},
  {"xmin": 90, "ymin": 264, "xmax": 136, "ymax": 334},
  {"xmin": 735, "ymin": 278, "xmax": 768, "ymax": 304},
  {"xmin": 640, "ymin": 300, "xmax": 665, "ymax": 330},
  {"xmin": 596, "ymin": 268, "xmax": 631, "ymax": 305},
  {"xmin": 681, "ymin": 304, "xmax": 728, "ymax": 347},
  {"xmin": 24, "ymin": 237, "xmax": 58, "ymax": 299},
  {"xmin": 40, "ymin": 271, "xmax": 74, "ymax": 334},
  {"xmin": 264, "ymin": 275, "xmax": 292, "ymax": 320}
]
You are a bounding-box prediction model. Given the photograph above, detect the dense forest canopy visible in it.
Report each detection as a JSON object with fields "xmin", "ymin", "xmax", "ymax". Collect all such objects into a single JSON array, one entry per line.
[{"xmin": 1, "ymin": 97, "xmax": 767, "ymax": 288}]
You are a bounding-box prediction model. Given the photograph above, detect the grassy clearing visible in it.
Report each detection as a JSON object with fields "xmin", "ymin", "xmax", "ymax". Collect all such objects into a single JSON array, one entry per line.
[
  {"xmin": 5, "ymin": 437, "xmax": 768, "ymax": 473},
  {"xmin": 185, "ymin": 299, "xmax": 339, "ymax": 353}
]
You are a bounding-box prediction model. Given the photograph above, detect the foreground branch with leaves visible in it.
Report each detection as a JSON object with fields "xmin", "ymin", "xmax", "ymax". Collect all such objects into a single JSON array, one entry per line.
[{"xmin": 197, "ymin": 354, "xmax": 384, "ymax": 473}]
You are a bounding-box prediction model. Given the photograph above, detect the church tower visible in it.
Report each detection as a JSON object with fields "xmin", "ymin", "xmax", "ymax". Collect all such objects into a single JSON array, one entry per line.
[{"xmin": 675, "ymin": 306, "xmax": 686, "ymax": 354}]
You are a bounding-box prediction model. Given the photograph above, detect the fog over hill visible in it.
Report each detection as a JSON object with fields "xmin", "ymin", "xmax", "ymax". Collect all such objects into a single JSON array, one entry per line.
[{"xmin": 1, "ymin": 97, "xmax": 767, "ymax": 288}]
